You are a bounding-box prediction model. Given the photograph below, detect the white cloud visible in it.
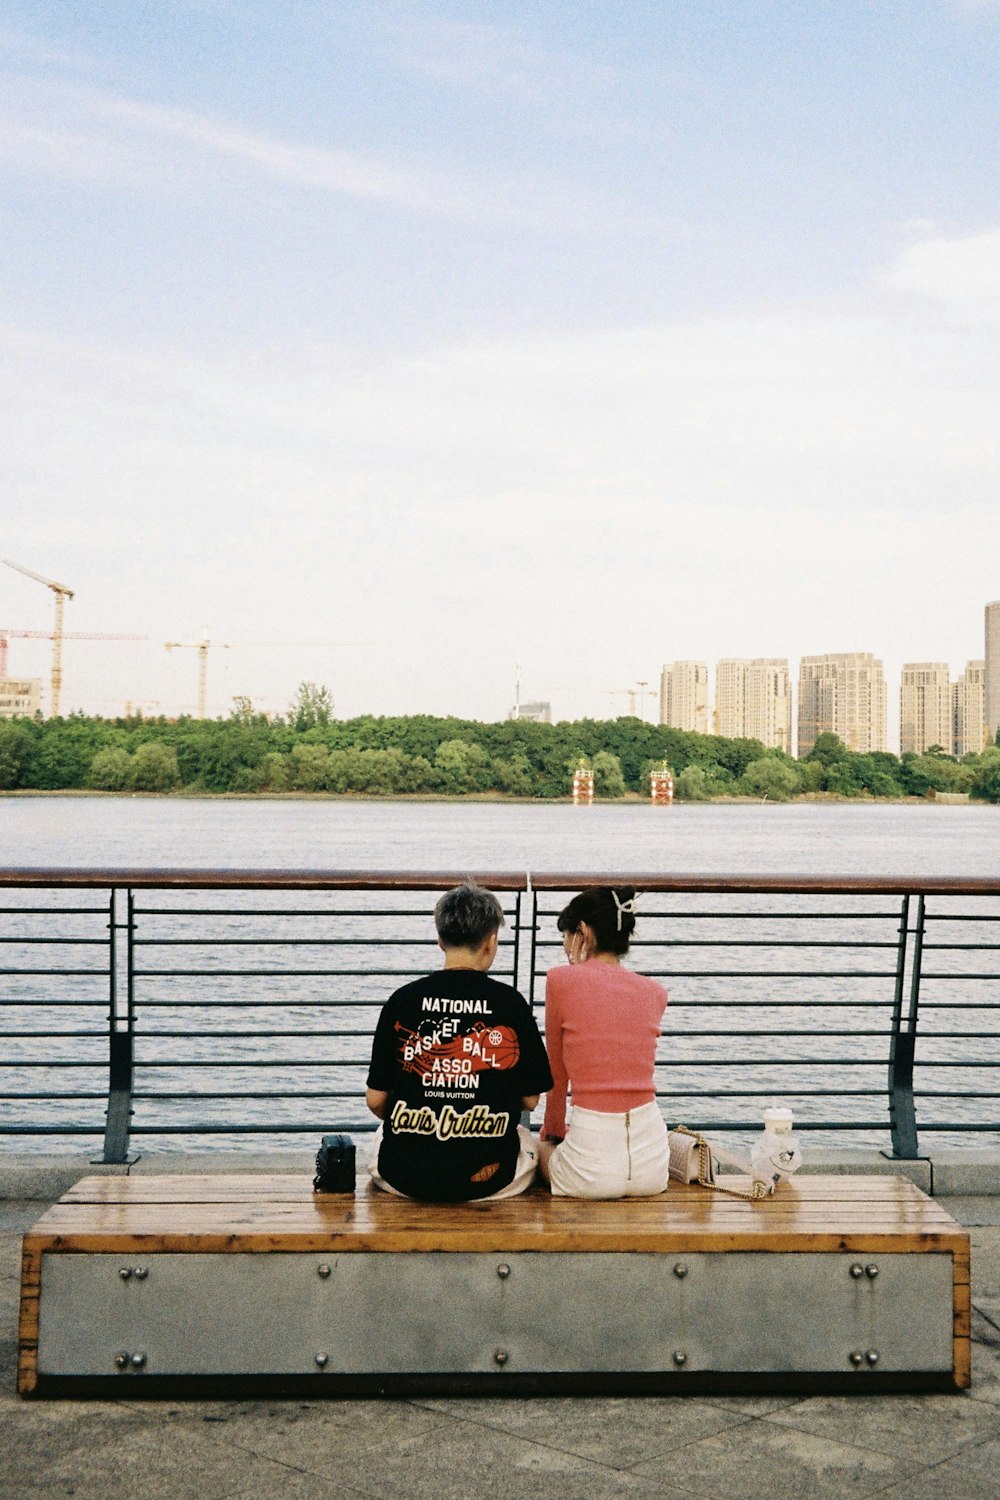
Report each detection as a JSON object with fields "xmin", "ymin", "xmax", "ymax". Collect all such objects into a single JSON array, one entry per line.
[
  {"xmin": 885, "ymin": 226, "xmax": 1000, "ymax": 314},
  {"xmin": 0, "ymin": 75, "xmax": 650, "ymax": 233}
]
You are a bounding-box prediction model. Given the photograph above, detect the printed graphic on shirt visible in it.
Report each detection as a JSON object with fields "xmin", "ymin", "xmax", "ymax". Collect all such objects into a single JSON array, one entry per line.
[
  {"xmin": 389, "ymin": 1099, "xmax": 510, "ymax": 1140},
  {"xmin": 394, "ymin": 1017, "xmax": 521, "ymax": 1091}
]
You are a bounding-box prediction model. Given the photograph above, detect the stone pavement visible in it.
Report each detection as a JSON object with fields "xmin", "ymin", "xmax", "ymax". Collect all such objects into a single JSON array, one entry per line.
[{"xmin": 5, "ymin": 1199, "xmax": 1000, "ymax": 1500}]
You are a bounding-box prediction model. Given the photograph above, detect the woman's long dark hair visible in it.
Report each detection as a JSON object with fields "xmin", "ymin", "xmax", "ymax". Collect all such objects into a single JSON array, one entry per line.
[{"xmin": 556, "ymin": 885, "xmax": 637, "ymax": 955}]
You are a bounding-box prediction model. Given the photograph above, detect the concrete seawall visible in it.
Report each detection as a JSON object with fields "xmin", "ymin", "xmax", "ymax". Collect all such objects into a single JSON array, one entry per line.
[{"xmin": 5, "ymin": 1146, "xmax": 1000, "ymax": 1200}]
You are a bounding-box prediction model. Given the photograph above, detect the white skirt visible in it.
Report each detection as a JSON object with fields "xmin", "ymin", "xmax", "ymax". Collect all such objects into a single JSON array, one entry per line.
[{"xmin": 548, "ymin": 1101, "xmax": 669, "ymax": 1200}]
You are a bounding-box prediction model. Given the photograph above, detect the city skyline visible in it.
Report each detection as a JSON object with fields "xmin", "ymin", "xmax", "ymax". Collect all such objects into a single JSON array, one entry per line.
[
  {"xmin": 2, "ymin": 5, "xmax": 1000, "ymax": 729},
  {"xmin": 656, "ymin": 629, "xmax": 999, "ymax": 758},
  {"xmin": 5, "ymin": 630, "xmax": 997, "ymax": 759}
]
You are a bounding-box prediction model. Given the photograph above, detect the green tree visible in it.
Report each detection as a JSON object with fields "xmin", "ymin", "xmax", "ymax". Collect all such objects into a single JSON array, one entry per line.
[
  {"xmin": 492, "ymin": 754, "xmax": 535, "ymax": 797},
  {"xmin": 130, "ymin": 741, "xmax": 180, "ymax": 792},
  {"xmin": 675, "ymin": 764, "xmax": 710, "ymax": 801},
  {"xmin": 89, "ymin": 746, "xmax": 133, "ymax": 791},
  {"xmin": 432, "ymin": 739, "xmax": 490, "ymax": 794},
  {"xmin": 823, "ymin": 760, "xmax": 868, "ymax": 797},
  {"xmin": 257, "ymin": 751, "xmax": 291, "ymax": 791},
  {"xmin": 592, "ymin": 750, "xmax": 626, "ymax": 798},
  {"xmin": 970, "ymin": 749, "xmax": 1000, "ymax": 803},
  {"xmin": 21, "ymin": 716, "xmax": 113, "ymax": 789},
  {"xmin": 289, "ymin": 682, "xmax": 335, "ymax": 731},
  {"xmin": 0, "ymin": 721, "xmax": 34, "ymax": 789},
  {"xmin": 324, "ymin": 748, "xmax": 362, "ymax": 793},
  {"xmin": 355, "ymin": 748, "xmax": 407, "ymax": 795},
  {"xmin": 806, "ymin": 732, "xmax": 849, "ymax": 767},
  {"xmin": 796, "ymin": 759, "xmax": 826, "ymax": 793},
  {"xmin": 400, "ymin": 754, "xmax": 433, "ymax": 792},
  {"xmin": 701, "ymin": 762, "xmax": 735, "ymax": 794},
  {"xmin": 290, "ymin": 742, "xmax": 330, "ymax": 790},
  {"xmin": 741, "ymin": 757, "xmax": 799, "ymax": 801},
  {"xmin": 899, "ymin": 752, "xmax": 973, "ymax": 797}
]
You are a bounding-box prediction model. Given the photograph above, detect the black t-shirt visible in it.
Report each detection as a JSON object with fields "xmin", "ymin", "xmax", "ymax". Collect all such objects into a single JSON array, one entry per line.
[{"xmin": 367, "ymin": 967, "xmax": 552, "ymax": 1202}]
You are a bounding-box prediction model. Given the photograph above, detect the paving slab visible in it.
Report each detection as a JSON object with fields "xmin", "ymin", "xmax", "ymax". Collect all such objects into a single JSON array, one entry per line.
[
  {"xmin": 412, "ymin": 1393, "xmax": 754, "ymax": 1468},
  {"xmin": 875, "ymin": 1433, "xmax": 1000, "ymax": 1500},
  {"xmin": 7, "ymin": 1207, "xmax": 1000, "ymax": 1500},
  {"xmin": 294, "ymin": 1415, "xmax": 681, "ymax": 1500},
  {"xmin": 763, "ymin": 1391, "xmax": 1000, "ymax": 1465},
  {"xmin": 13, "ymin": 1417, "xmax": 366, "ymax": 1500},
  {"xmin": 144, "ymin": 1395, "xmax": 451, "ymax": 1462},
  {"xmin": 630, "ymin": 1417, "xmax": 921, "ymax": 1500}
]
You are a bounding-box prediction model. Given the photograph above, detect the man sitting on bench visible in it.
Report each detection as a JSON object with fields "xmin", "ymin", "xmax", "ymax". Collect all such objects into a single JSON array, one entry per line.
[{"xmin": 366, "ymin": 882, "xmax": 552, "ymax": 1201}]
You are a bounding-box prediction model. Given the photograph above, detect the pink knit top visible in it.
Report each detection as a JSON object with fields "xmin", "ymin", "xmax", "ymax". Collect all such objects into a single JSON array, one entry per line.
[{"xmin": 541, "ymin": 959, "xmax": 668, "ymax": 1139}]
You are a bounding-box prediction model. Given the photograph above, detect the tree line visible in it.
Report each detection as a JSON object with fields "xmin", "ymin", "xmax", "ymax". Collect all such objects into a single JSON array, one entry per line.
[{"xmin": 1, "ymin": 683, "xmax": 999, "ymax": 802}]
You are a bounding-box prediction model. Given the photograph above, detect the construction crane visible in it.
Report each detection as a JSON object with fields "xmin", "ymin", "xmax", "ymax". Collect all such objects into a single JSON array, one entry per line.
[
  {"xmin": 164, "ymin": 633, "xmax": 230, "ymax": 719},
  {"xmin": 164, "ymin": 634, "xmax": 342, "ymax": 719},
  {"xmin": 2, "ymin": 559, "xmax": 74, "ymax": 717},
  {"xmin": 606, "ymin": 687, "xmax": 644, "ymax": 717},
  {"xmin": 0, "ymin": 629, "xmax": 147, "ymax": 691}
]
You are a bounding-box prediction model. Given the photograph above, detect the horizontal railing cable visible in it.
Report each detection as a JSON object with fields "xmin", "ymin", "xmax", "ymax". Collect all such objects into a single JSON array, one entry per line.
[{"xmin": 1, "ymin": 869, "xmax": 998, "ymax": 1161}]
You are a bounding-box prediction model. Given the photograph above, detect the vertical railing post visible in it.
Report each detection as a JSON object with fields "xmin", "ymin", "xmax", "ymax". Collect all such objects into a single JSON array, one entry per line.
[
  {"xmin": 525, "ymin": 882, "xmax": 538, "ymax": 1009},
  {"xmin": 519, "ymin": 883, "xmax": 539, "ymax": 1129},
  {"xmin": 100, "ymin": 886, "xmax": 136, "ymax": 1164},
  {"xmin": 511, "ymin": 889, "xmax": 522, "ymax": 991},
  {"xmin": 888, "ymin": 893, "xmax": 922, "ymax": 1159}
]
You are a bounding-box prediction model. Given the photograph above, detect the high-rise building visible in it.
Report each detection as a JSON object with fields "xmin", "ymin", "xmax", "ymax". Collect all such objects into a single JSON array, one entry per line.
[
  {"xmin": 900, "ymin": 664, "xmax": 951, "ymax": 756},
  {"xmin": 798, "ymin": 654, "xmax": 887, "ymax": 757},
  {"xmin": 508, "ymin": 701, "xmax": 551, "ymax": 723},
  {"xmin": 0, "ymin": 678, "xmax": 41, "ymax": 719},
  {"xmin": 715, "ymin": 659, "xmax": 792, "ymax": 750},
  {"xmin": 659, "ymin": 661, "xmax": 708, "ymax": 735},
  {"xmin": 714, "ymin": 659, "xmax": 746, "ymax": 740},
  {"xmin": 953, "ymin": 661, "xmax": 988, "ymax": 758},
  {"xmin": 985, "ymin": 602, "xmax": 1000, "ymax": 745}
]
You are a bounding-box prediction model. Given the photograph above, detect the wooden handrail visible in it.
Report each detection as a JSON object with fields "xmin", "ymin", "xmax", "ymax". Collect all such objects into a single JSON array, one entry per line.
[{"xmin": 0, "ymin": 869, "xmax": 997, "ymax": 895}]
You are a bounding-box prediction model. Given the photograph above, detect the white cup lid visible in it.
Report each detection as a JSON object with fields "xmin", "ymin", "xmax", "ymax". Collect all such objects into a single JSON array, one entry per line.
[{"xmin": 762, "ymin": 1105, "xmax": 794, "ymax": 1131}]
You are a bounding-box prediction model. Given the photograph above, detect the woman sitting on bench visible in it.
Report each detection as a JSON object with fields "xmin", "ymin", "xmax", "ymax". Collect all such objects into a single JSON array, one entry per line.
[{"xmin": 538, "ymin": 885, "xmax": 670, "ymax": 1199}]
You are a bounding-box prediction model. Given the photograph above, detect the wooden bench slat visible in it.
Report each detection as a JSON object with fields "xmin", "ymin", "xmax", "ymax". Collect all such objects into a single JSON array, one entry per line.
[{"xmin": 60, "ymin": 1173, "xmax": 934, "ymax": 1205}]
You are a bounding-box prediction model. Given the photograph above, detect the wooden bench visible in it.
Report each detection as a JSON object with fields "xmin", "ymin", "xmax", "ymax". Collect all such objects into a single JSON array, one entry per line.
[{"xmin": 19, "ymin": 1173, "xmax": 970, "ymax": 1396}]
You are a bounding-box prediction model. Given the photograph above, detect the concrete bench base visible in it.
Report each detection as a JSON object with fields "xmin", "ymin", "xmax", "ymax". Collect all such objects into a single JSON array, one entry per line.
[{"xmin": 19, "ymin": 1174, "xmax": 970, "ymax": 1396}]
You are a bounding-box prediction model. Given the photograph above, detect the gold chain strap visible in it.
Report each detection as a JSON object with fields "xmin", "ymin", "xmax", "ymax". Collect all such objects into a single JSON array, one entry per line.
[{"xmin": 673, "ymin": 1125, "xmax": 770, "ymax": 1202}]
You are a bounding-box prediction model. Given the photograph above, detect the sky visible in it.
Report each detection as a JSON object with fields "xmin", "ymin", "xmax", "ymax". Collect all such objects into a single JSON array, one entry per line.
[{"xmin": 2, "ymin": 1, "xmax": 999, "ymax": 742}]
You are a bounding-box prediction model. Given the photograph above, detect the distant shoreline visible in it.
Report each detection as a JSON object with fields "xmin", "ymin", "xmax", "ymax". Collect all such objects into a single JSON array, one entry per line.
[{"xmin": 0, "ymin": 789, "xmax": 977, "ymax": 806}]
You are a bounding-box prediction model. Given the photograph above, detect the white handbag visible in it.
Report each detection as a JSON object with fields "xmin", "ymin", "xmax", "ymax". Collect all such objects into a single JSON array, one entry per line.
[{"xmin": 668, "ymin": 1125, "xmax": 770, "ymax": 1200}]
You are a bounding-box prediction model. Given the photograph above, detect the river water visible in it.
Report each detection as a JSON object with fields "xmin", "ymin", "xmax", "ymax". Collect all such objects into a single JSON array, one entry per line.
[
  {"xmin": 1, "ymin": 796, "xmax": 998, "ymax": 1155},
  {"xmin": 3, "ymin": 794, "xmax": 999, "ymax": 875}
]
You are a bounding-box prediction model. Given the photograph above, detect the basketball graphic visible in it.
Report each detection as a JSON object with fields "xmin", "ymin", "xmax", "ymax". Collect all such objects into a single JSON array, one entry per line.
[
  {"xmin": 482, "ymin": 1025, "xmax": 520, "ymax": 1070},
  {"xmin": 394, "ymin": 1020, "xmax": 520, "ymax": 1074}
]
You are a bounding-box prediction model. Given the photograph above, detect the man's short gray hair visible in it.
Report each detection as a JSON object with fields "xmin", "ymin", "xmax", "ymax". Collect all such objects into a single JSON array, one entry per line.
[{"xmin": 434, "ymin": 883, "xmax": 505, "ymax": 949}]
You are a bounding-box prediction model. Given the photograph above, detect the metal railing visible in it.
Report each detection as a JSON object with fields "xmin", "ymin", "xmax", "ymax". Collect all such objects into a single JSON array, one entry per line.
[{"xmin": 1, "ymin": 869, "xmax": 998, "ymax": 1163}]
